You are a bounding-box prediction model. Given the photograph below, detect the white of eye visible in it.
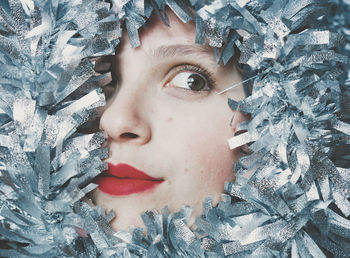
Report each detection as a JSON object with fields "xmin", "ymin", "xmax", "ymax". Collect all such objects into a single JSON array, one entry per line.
[{"xmin": 167, "ymin": 71, "xmax": 208, "ymax": 91}]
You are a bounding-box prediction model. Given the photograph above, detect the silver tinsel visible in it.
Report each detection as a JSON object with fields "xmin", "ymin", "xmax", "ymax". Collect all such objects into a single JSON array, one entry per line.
[{"xmin": 0, "ymin": 0, "xmax": 349, "ymax": 257}]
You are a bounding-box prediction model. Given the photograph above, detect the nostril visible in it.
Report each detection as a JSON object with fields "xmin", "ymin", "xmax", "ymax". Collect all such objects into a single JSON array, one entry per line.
[{"xmin": 120, "ymin": 132, "xmax": 138, "ymax": 139}]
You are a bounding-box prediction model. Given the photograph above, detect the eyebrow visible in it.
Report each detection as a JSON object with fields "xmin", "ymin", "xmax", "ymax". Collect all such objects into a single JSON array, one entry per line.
[{"xmin": 150, "ymin": 44, "xmax": 215, "ymax": 61}]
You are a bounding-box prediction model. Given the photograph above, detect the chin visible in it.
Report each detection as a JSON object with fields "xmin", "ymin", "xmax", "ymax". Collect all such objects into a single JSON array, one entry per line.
[{"xmin": 110, "ymin": 214, "xmax": 146, "ymax": 232}]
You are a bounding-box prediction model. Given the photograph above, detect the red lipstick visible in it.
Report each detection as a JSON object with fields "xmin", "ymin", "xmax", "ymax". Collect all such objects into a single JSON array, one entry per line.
[{"xmin": 96, "ymin": 163, "xmax": 164, "ymax": 196}]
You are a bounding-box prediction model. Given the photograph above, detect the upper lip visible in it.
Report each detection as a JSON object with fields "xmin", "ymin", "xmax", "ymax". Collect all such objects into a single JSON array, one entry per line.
[{"xmin": 105, "ymin": 162, "xmax": 163, "ymax": 181}]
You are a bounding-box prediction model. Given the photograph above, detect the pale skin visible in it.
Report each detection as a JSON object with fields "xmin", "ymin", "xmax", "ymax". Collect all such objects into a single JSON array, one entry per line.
[{"xmin": 93, "ymin": 10, "xmax": 248, "ymax": 231}]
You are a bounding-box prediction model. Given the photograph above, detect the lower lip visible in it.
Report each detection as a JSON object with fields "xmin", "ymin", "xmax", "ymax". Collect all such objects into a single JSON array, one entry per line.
[{"xmin": 96, "ymin": 176, "xmax": 163, "ymax": 196}]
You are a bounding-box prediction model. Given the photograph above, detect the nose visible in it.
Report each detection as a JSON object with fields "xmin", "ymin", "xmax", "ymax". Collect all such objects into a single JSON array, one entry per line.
[{"xmin": 99, "ymin": 88, "xmax": 152, "ymax": 144}]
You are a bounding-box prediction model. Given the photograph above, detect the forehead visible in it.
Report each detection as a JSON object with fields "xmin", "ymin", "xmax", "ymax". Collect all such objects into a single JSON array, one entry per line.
[
  {"xmin": 118, "ymin": 10, "xmax": 211, "ymax": 57},
  {"xmin": 140, "ymin": 11, "xmax": 195, "ymax": 44}
]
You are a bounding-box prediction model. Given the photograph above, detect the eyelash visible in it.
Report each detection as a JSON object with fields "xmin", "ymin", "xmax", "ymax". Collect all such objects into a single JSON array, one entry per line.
[
  {"xmin": 110, "ymin": 63, "xmax": 118, "ymax": 86},
  {"xmin": 106, "ymin": 63, "xmax": 216, "ymax": 96},
  {"xmin": 168, "ymin": 64, "xmax": 216, "ymax": 91}
]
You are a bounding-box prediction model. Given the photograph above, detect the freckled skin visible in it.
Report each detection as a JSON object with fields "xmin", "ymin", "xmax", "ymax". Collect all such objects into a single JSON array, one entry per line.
[{"xmin": 93, "ymin": 10, "xmax": 249, "ymax": 231}]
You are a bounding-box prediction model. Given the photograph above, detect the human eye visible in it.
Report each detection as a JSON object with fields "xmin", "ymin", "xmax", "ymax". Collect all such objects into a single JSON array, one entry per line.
[
  {"xmin": 92, "ymin": 55, "xmax": 119, "ymax": 100},
  {"xmin": 107, "ymin": 71, "xmax": 118, "ymax": 91},
  {"xmin": 103, "ymin": 63, "xmax": 119, "ymax": 100},
  {"xmin": 164, "ymin": 64, "xmax": 216, "ymax": 92}
]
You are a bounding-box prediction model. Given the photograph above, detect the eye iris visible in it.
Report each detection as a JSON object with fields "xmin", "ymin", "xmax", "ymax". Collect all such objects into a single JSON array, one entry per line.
[{"xmin": 187, "ymin": 74, "xmax": 206, "ymax": 91}]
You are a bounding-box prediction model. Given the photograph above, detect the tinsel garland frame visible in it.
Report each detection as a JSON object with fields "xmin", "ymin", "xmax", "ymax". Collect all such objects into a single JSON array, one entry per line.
[{"xmin": 0, "ymin": 0, "xmax": 349, "ymax": 257}]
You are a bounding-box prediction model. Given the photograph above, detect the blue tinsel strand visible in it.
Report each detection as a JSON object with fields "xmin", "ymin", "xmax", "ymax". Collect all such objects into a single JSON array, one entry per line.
[{"xmin": 0, "ymin": 0, "xmax": 349, "ymax": 257}]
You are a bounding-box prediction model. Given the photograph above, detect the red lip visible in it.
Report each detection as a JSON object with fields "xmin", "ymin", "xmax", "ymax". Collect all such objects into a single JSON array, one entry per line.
[{"xmin": 96, "ymin": 163, "xmax": 164, "ymax": 196}]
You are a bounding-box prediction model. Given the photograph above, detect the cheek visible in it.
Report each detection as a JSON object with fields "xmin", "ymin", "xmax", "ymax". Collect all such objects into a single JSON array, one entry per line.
[
  {"xmin": 154, "ymin": 96, "xmax": 238, "ymax": 184},
  {"xmin": 189, "ymin": 132, "xmax": 234, "ymax": 182},
  {"xmin": 178, "ymin": 111, "xmax": 236, "ymax": 184},
  {"xmin": 181, "ymin": 126, "xmax": 234, "ymax": 208}
]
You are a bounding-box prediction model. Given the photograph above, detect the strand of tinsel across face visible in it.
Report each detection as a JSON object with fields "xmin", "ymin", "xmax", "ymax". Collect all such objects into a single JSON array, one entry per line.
[{"xmin": 0, "ymin": 0, "xmax": 349, "ymax": 257}]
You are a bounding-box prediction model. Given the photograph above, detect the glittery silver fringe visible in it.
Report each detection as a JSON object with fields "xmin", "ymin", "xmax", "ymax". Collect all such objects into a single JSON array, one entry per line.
[{"xmin": 0, "ymin": 0, "xmax": 349, "ymax": 257}]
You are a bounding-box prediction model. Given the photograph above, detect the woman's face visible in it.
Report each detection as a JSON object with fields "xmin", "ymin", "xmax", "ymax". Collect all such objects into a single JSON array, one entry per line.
[{"xmin": 93, "ymin": 11, "xmax": 247, "ymax": 231}]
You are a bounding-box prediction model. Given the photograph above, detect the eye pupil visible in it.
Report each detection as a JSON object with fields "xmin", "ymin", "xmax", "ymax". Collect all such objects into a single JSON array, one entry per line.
[{"xmin": 187, "ymin": 74, "xmax": 205, "ymax": 91}]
